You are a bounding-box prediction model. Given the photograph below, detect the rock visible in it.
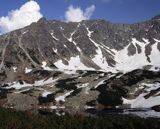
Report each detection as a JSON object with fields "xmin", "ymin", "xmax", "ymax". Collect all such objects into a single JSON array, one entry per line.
[{"xmin": 7, "ymin": 93, "xmax": 38, "ymax": 111}]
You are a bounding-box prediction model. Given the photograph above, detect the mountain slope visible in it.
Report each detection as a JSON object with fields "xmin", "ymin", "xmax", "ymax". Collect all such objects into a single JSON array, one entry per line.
[
  {"xmin": 0, "ymin": 16, "xmax": 160, "ymax": 74},
  {"xmin": 0, "ymin": 15, "xmax": 160, "ymax": 117}
]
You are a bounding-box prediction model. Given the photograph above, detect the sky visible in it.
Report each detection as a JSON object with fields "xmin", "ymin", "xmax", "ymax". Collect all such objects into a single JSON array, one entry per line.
[{"xmin": 0, "ymin": 0, "xmax": 160, "ymax": 33}]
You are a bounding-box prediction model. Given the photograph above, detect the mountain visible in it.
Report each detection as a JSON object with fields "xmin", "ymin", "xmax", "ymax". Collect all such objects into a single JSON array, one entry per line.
[{"xmin": 0, "ymin": 15, "xmax": 160, "ymax": 117}]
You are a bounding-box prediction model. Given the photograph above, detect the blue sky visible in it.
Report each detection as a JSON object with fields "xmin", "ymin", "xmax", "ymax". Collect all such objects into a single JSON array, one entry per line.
[
  {"xmin": 0, "ymin": 0, "xmax": 160, "ymax": 23},
  {"xmin": 0, "ymin": 0, "xmax": 160, "ymax": 34}
]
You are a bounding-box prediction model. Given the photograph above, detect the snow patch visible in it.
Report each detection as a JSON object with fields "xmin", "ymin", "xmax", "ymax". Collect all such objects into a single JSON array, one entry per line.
[
  {"xmin": 55, "ymin": 90, "xmax": 74, "ymax": 102},
  {"xmin": 86, "ymin": 27, "xmax": 117, "ymax": 72},
  {"xmin": 5, "ymin": 82, "xmax": 32, "ymax": 90},
  {"xmin": 94, "ymin": 80, "xmax": 105, "ymax": 89},
  {"xmin": 54, "ymin": 55, "xmax": 94, "ymax": 71},
  {"xmin": 149, "ymin": 41, "xmax": 160, "ymax": 66},
  {"xmin": 25, "ymin": 67, "xmax": 32, "ymax": 73},
  {"xmin": 22, "ymin": 30, "xmax": 29, "ymax": 35},
  {"xmin": 4, "ymin": 77, "xmax": 58, "ymax": 90},
  {"xmin": 14, "ymin": 88, "xmax": 31, "ymax": 94},
  {"xmin": 84, "ymin": 105, "xmax": 94, "ymax": 109},
  {"xmin": 13, "ymin": 67, "xmax": 17, "ymax": 72},
  {"xmin": 42, "ymin": 90, "xmax": 53, "ymax": 97},
  {"xmin": 41, "ymin": 61, "xmax": 53, "ymax": 71},
  {"xmin": 149, "ymin": 66, "xmax": 160, "ymax": 72},
  {"xmin": 50, "ymin": 106, "xmax": 65, "ymax": 110},
  {"xmin": 63, "ymin": 69, "xmax": 77, "ymax": 75},
  {"xmin": 50, "ymin": 32, "xmax": 59, "ymax": 41},
  {"xmin": 123, "ymin": 82, "xmax": 160, "ymax": 108},
  {"xmin": 131, "ymin": 94, "xmax": 160, "ymax": 108},
  {"xmin": 34, "ymin": 78, "xmax": 58, "ymax": 87},
  {"xmin": 114, "ymin": 38, "xmax": 149, "ymax": 73},
  {"xmin": 77, "ymin": 83, "xmax": 89, "ymax": 88}
]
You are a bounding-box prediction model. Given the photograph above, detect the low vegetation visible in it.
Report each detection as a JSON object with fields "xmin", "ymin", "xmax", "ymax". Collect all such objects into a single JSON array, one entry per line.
[{"xmin": 0, "ymin": 108, "xmax": 160, "ymax": 129}]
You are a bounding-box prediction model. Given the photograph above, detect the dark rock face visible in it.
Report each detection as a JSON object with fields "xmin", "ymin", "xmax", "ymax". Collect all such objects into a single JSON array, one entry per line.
[
  {"xmin": 152, "ymin": 105, "xmax": 160, "ymax": 112},
  {"xmin": 128, "ymin": 43, "xmax": 137, "ymax": 56}
]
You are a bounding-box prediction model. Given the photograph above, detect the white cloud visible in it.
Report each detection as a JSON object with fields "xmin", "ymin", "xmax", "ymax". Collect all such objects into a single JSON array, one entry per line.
[
  {"xmin": 65, "ymin": 5, "xmax": 95, "ymax": 22},
  {"xmin": 0, "ymin": 0, "xmax": 43, "ymax": 34},
  {"xmin": 84, "ymin": 5, "xmax": 96, "ymax": 19}
]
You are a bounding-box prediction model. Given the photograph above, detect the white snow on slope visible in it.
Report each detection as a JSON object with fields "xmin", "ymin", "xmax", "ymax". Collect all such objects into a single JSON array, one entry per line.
[
  {"xmin": 131, "ymin": 94, "xmax": 160, "ymax": 108},
  {"xmin": 4, "ymin": 77, "xmax": 58, "ymax": 90},
  {"xmin": 34, "ymin": 78, "xmax": 58, "ymax": 87},
  {"xmin": 92, "ymin": 47, "xmax": 111, "ymax": 70},
  {"xmin": 42, "ymin": 61, "xmax": 54, "ymax": 71},
  {"xmin": 50, "ymin": 32, "xmax": 59, "ymax": 41},
  {"xmin": 143, "ymin": 82, "xmax": 160, "ymax": 91},
  {"xmin": 14, "ymin": 88, "xmax": 31, "ymax": 94},
  {"xmin": 61, "ymin": 69, "xmax": 77, "ymax": 75},
  {"xmin": 149, "ymin": 40, "xmax": 160, "ymax": 66},
  {"xmin": 13, "ymin": 67, "xmax": 17, "ymax": 72},
  {"xmin": 94, "ymin": 80, "xmax": 105, "ymax": 88},
  {"xmin": 68, "ymin": 23, "xmax": 80, "ymax": 42},
  {"xmin": 51, "ymin": 37, "xmax": 160, "ymax": 73},
  {"xmin": 123, "ymin": 82, "xmax": 160, "ymax": 108},
  {"xmin": 114, "ymin": 38, "xmax": 149, "ymax": 73},
  {"xmin": 5, "ymin": 82, "xmax": 32, "ymax": 90},
  {"xmin": 25, "ymin": 67, "xmax": 32, "ymax": 73},
  {"xmin": 77, "ymin": 83, "xmax": 89, "ymax": 88},
  {"xmin": 54, "ymin": 55, "xmax": 94, "ymax": 71},
  {"xmin": 42, "ymin": 90, "xmax": 53, "ymax": 97},
  {"xmin": 86, "ymin": 27, "xmax": 115, "ymax": 72},
  {"xmin": 114, "ymin": 38, "xmax": 160, "ymax": 73},
  {"xmin": 149, "ymin": 66, "xmax": 160, "ymax": 72},
  {"xmin": 55, "ymin": 90, "xmax": 74, "ymax": 102},
  {"xmin": 50, "ymin": 106, "xmax": 65, "ymax": 110}
]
